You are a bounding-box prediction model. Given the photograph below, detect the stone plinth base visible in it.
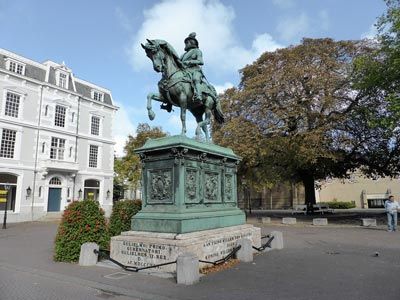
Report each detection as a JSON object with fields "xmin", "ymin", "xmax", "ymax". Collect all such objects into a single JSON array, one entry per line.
[{"xmin": 110, "ymin": 224, "xmax": 261, "ymax": 274}]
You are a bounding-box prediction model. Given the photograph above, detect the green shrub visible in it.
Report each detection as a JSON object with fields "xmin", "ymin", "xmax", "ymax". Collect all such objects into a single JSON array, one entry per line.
[
  {"xmin": 109, "ymin": 200, "xmax": 142, "ymax": 236},
  {"xmin": 54, "ymin": 200, "xmax": 109, "ymax": 262},
  {"xmin": 322, "ymin": 201, "xmax": 356, "ymax": 209}
]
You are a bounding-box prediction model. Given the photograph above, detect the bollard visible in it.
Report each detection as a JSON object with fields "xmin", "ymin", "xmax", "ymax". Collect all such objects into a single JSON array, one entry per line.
[
  {"xmin": 261, "ymin": 217, "xmax": 271, "ymax": 224},
  {"xmin": 270, "ymin": 231, "xmax": 284, "ymax": 249},
  {"xmin": 282, "ymin": 217, "xmax": 296, "ymax": 225},
  {"xmin": 236, "ymin": 238, "xmax": 253, "ymax": 262},
  {"xmin": 79, "ymin": 242, "xmax": 99, "ymax": 266},
  {"xmin": 313, "ymin": 218, "xmax": 328, "ymax": 226},
  {"xmin": 362, "ymin": 218, "xmax": 377, "ymax": 227},
  {"xmin": 176, "ymin": 252, "xmax": 199, "ymax": 285}
]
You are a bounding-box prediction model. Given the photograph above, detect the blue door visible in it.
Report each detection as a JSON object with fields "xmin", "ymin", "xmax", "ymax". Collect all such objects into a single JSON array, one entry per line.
[{"xmin": 48, "ymin": 188, "xmax": 61, "ymax": 212}]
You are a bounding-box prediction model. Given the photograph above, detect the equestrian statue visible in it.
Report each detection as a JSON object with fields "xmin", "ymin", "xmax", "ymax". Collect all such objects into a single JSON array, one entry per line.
[{"xmin": 141, "ymin": 32, "xmax": 224, "ymax": 142}]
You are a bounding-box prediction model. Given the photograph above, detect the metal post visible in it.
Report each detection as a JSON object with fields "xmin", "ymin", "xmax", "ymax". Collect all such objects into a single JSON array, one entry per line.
[{"xmin": 2, "ymin": 183, "xmax": 10, "ymax": 229}]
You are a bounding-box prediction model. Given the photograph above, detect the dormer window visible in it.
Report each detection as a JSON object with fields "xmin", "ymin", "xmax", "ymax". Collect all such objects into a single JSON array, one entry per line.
[
  {"xmin": 92, "ymin": 90, "xmax": 103, "ymax": 102},
  {"xmin": 5, "ymin": 58, "xmax": 25, "ymax": 75},
  {"xmin": 58, "ymin": 72, "xmax": 67, "ymax": 88}
]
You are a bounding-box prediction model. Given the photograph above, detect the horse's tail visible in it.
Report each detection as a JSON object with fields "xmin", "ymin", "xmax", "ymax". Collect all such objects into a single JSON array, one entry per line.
[{"xmin": 213, "ymin": 99, "xmax": 225, "ymax": 124}]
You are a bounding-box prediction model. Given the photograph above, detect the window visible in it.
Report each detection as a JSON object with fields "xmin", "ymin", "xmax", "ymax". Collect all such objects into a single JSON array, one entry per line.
[
  {"xmin": 4, "ymin": 92, "xmax": 20, "ymax": 118},
  {"xmin": 54, "ymin": 105, "xmax": 66, "ymax": 127},
  {"xmin": 7, "ymin": 59, "xmax": 25, "ymax": 75},
  {"xmin": 58, "ymin": 73, "xmax": 67, "ymax": 88},
  {"xmin": 50, "ymin": 137, "xmax": 65, "ymax": 160},
  {"xmin": 0, "ymin": 129, "xmax": 17, "ymax": 158},
  {"xmin": 49, "ymin": 177, "xmax": 62, "ymax": 185},
  {"xmin": 91, "ymin": 116, "xmax": 100, "ymax": 135},
  {"xmin": 89, "ymin": 145, "xmax": 98, "ymax": 168},
  {"xmin": 93, "ymin": 91, "xmax": 103, "ymax": 102}
]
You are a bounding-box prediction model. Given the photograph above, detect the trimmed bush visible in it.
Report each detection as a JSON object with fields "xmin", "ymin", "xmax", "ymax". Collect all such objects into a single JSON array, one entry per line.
[
  {"xmin": 109, "ymin": 200, "xmax": 142, "ymax": 236},
  {"xmin": 321, "ymin": 201, "xmax": 356, "ymax": 209},
  {"xmin": 54, "ymin": 200, "xmax": 109, "ymax": 262}
]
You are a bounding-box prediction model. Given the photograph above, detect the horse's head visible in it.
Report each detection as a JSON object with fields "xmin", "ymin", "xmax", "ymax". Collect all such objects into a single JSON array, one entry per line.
[{"xmin": 141, "ymin": 39, "xmax": 165, "ymax": 73}]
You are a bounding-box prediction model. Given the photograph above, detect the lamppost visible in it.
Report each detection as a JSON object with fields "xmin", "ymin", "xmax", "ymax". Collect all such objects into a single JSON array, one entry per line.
[{"xmin": 2, "ymin": 183, "xmax": 10, "ymax": 229}]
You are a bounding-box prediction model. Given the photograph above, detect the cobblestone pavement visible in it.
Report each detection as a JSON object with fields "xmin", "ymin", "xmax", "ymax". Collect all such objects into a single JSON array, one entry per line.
[{"xmin": 0, "ymin": 221, "xmax": 399, "ymax": 300}]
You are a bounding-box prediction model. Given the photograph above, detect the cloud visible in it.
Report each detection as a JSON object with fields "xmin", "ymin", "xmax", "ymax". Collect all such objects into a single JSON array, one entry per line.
[
  {"xmin": 276, "ymin": 12, "xmax": 309, "ymax": 42},
  {"xmin": 128, "ymin": 0, "xmax": 282, "ymax": 73},
  {"xmin": 214, "ymin": 82, "xmax": 234, "ymax": 94},
  {"xmin": 361, "ymin": 24, "xmax": 378, "ymax": 39},
  {"xmin": 113, "ymin": 102, "xmax": 137, "ymax": 157}
]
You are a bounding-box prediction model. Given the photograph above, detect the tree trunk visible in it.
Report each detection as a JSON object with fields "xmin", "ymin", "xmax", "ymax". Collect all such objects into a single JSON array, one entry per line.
[{"xmin": 301, "ymin": 174, "xmax": 316, "ymax": 213}]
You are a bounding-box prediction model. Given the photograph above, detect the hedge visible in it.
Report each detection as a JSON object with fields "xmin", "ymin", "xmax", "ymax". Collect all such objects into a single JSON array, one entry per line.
[
  {"xmin": 54, "ymin": 200, "xmax": 109, "ymax": 262},
  {"xmin": 109, "ymin": 200, "xmax": 142, "ymax": 237},
  {"xmin": 321, "ymin": 201, "xmax": 356, "ymax": 209}
]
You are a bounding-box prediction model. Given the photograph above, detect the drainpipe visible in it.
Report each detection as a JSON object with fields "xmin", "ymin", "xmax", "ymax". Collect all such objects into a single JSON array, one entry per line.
[
  {"xmin": 32, "ymin": 85, "xmax": 44, "ymax": 220},
  {"xmin": 72, "ymin": 96, "xmax": 81, "ymax": 200}
]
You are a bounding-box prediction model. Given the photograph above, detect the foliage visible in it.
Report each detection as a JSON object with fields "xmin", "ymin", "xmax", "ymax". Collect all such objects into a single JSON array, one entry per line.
[
  {"xmin": 213, "ymin": 38, "xmax": 372, "ymax": 205},
  {"xmin": 114, "ymin": 123, "xmax": 167, "ymax": 196},
  {"xmin": 54, "ymin": 200, "xmax": 109, "ymax": 262},
  {"xmin": 320, "ymin": 201, "xmax": 356, "ymax": 209},
  {"xmin": 109, "ymin": 200, "xmax": 142, "ymax": 236},
  {"xmin": 352, "ymin": 0, "xmax": 400, "ymax": 176}
]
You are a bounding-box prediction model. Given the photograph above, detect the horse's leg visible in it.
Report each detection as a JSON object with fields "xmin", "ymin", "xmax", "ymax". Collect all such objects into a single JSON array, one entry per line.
[
  {"xmin": 179, "ymin": 93, "xmax": 187, "ymax": 135},
  {"xmin": 194, "ymin": 113, "xmax": 203, "ymax": 139},
  {"xmin": 199, "ymin": 97, "xmax": 213, "ymax": 142},
  {"xmin": 146, "ymin": 92, "xmax": 161, "ymax": 120}
]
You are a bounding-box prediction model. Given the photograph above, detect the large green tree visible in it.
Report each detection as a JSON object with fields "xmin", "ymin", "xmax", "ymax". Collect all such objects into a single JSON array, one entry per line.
[
  {"xmin": 352, "ymin": 0, "xmax": 400, "ymax": 175},
  {"xmin": 213, "ymin": 38, "xmax": 373, "ymax": 207},
  {"xmin": 114, "ymin": 123, "xmax": 167, "ymax": 199}
]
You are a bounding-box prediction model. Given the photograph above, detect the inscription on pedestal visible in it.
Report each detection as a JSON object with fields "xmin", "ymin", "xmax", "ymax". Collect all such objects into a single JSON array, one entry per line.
[
  {"xmin": 120, "ymin": 240, "xmax": 172, "ymax": 268},
  {"xmin": 202, "ymin": 231, "xmax": 252, "ymax": 260}
]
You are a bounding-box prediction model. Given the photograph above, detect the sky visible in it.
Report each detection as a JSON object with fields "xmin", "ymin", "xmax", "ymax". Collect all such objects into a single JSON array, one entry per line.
[{"xmin": 0, "ymin": 0, "xmax": 386, "ymax": 156}]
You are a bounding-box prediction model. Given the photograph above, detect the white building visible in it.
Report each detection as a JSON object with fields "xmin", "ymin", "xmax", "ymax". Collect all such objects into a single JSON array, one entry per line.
[{"xmin": 0, "ymin": 48, "xmax": 118, "ymax": 222}]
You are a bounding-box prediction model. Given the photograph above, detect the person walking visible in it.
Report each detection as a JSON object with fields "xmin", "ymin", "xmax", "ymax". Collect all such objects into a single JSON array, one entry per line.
[{"xmin": 384, "ymin": 195, "xmax": 400, "ymax": 232}]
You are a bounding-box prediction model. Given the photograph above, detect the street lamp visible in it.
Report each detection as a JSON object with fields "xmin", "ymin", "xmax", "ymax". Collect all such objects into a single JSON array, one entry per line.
[
  {"xmin": 3, "ymin": 183, "xmax": 10, "ymax": 229},
  {"xmin": 106, "ymin": 190, "xmax": 110, "ymax": 199},
  {"xmin": 26, "ymin": 186, "xmax": 32, "ymax": 199}
]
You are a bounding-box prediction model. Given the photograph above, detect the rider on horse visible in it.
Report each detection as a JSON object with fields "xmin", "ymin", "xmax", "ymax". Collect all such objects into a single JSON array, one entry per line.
[{"xmin": 181, "ymin": 32, "xmax": 204, "ymax": 102}]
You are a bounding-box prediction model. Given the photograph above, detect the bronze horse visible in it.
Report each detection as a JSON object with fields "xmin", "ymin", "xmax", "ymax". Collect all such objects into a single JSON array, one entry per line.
[{"xmin": 141, "ymin": 39, "xmax": 224, "ymax": 141}]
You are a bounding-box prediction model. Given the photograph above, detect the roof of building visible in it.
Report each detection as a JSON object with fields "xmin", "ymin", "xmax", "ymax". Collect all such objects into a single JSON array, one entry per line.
[{"xmin": 0, "ymin": 49, "xmax": 115, "ymax": 107}]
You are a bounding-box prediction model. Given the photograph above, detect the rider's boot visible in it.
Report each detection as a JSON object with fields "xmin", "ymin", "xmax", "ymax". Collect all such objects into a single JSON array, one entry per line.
[{"xmin": 194, "ymin": 84, "xmax": 202, "ymax": 102}]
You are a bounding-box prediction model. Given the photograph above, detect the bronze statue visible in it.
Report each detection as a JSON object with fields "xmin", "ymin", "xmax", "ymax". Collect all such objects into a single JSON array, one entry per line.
[{"xmin": 141, "ymin": 33, "xmax": 224, "ymax": 142}]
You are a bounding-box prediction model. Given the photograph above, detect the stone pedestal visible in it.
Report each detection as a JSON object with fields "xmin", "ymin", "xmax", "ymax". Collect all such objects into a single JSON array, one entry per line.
[
  {"xmin": 132, "ymin": 135, "xmax": 245, "ymax": 234},
  {"xmin": 110, "ymin": 224, "xmax": 260, "ymax": 273},
  {"xmin": 110, "ymin": 136, "xmax": 256, "ymax": 275}
]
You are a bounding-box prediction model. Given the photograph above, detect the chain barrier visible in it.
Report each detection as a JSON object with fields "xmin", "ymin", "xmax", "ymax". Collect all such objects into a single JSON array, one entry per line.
[
  {"xmin": 252, "ymin": 235, "xmax": 274, "ymax": 252},
  {"xmin": 95, "ymin": 244, "xmax": 242, "ymax": 272}
]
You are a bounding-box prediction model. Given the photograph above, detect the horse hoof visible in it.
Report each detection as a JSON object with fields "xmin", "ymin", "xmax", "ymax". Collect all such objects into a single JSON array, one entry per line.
[{"xmin": 148, "ymin": 111, "xmax": 155, "ymax": 120}]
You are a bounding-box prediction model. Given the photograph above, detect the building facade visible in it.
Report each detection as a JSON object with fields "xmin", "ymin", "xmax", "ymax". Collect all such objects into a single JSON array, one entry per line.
[
  {"xmin": 316, "ymin": 172, "xmax": 400, "ymax": 208},
  {"xmin": 0, "ymin": 49, "xmax": 118, "ymax": 222}
]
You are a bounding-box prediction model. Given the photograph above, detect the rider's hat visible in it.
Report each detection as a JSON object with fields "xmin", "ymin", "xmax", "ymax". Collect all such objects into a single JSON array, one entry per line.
[{"xmin": 184, "ymin": 32, "xmax": 199, "ymax": 48}]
